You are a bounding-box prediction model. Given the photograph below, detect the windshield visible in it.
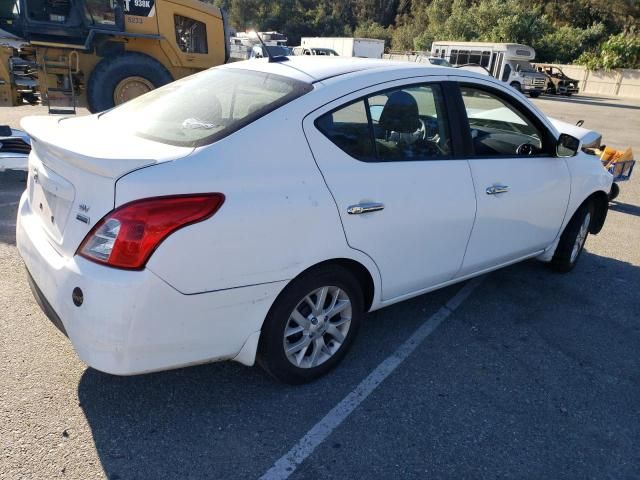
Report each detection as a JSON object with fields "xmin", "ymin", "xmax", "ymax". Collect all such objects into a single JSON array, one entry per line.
[
  {"xmin": 266, "ymin": 46, "xmax": 290, "ymax": 56},
  {"xmin": 429, "ymin": 58, "xmax": 451, "ymax": 67},
  {"xmin": 100, "ymin": 68, "xmax": 312, "ymax": 147},
  {"xmin": 512, "ymin": 60, "xmax": 536, "ymax": 73},
  {"xmin": 314, "ymin": 48, "xmax": 338, "ymax": 56}
]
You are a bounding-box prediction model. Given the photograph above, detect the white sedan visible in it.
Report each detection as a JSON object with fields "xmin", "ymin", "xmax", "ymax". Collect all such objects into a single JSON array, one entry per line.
[{"xmin": 17, "ymin": 58, "xmax": 612, "ymax": 383}]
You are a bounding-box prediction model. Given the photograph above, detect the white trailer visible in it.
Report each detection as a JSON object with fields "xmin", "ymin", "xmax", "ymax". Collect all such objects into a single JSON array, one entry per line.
[
  {"xmin": 300, "ymin": 37, "xmax": 385, "ymax": 58},
  {"xmin": 430, "ymin": 41, "xmax": 548, "ymax": 97}
]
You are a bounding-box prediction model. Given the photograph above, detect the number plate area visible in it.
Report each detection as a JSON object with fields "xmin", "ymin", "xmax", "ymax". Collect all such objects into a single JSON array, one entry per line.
[{"xmin": 29, "ymin": 163, "xmax": 75, "ymax": 244}]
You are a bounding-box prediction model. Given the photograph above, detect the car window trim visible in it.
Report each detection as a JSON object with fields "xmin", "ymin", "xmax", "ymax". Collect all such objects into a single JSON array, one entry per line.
[
  {"xmin": 441, "ymin": 81, "xmax": 467, "ymax": 158},
  {"xmin": 313, "ymin": 80, "xmax": 461, "ymax": 163},
  {"xmin": 363, "ymin": 97, "xmax": 381, "ymax": 159},
  {"xmin": 451, "ymin": 82, "xmax": 557, "ymax": 159}
]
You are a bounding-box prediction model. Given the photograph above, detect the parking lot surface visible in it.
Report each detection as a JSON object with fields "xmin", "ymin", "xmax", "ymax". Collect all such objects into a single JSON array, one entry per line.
[{"xmin": 1, "ymin": 94, "xmax": 639, "ymax": 479}]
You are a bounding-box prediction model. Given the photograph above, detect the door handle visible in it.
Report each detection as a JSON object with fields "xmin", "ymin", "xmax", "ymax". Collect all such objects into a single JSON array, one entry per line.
[
  {"xmin": 347, "ymin": 202, "xmax": 385, "ymax": 215},
  {"xmin": 486, "ymin": 185, "xmax": 510, "ymax": 195}
]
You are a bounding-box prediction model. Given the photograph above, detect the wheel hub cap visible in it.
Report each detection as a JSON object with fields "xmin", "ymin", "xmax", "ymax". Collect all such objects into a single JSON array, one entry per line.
[
  {"xmin": 283, "ymin": 286, "xmax": 352, "ymax": 369},
  {"xmin": 113, "ymin": 76, "xmax": 154, "ymax": 105}
]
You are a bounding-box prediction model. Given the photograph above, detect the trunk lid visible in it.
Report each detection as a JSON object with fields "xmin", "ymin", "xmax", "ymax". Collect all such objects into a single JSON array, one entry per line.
[{"xmin": 21, "ymin": 115, "xmax": 193, "ymax": 258}]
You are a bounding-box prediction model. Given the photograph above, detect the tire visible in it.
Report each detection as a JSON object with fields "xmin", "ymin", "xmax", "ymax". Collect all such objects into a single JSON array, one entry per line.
[
  {"xmin": 510, "ymin": 81, "xmax": 522, "ymax": 92},
  {"xmin": 608, "ymin": 182, "xmax": 620, "ymax": 201},
  {"xmin": 257, "ymin": 265, "xmax": 364, "ymax": 384},
  {"xmin": 87, "ymin": 52, "xmax": 173, "ymax": 113},
  {"xmin": 528, "ymin": 91, "xmax": 541, "ymax": 98},
  {"xmin": 550, "ymin": 201, "xmax": 594, "ymax": 273}
]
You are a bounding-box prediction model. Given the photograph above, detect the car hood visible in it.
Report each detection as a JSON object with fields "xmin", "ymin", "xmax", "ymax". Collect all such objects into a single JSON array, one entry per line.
[{"xmin": 548, "ymin": 117, "xmax": 602, "ymax": 149}]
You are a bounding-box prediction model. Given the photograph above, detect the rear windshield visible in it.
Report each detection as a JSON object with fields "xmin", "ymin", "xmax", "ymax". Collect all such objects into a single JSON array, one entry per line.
[{"xmin": 100, "ymin": 68, "xmax": 313, "ymax": 147}]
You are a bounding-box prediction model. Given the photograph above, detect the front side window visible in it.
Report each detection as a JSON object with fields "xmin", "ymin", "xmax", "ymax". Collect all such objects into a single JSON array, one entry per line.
[
  {"xmin": 101, "ymin": 68, "xmax": 313, "ymax": 147},
  {"xmin": 460, "ymin": 86, "xmax": 544, "ymax": 156},
  {"xmin": 316, "ymin": 83, "xmax": 451, "ymax": 162},
  {"xmin": 174, "ymin": 15, "xmax": 208, "ymax": 54}
]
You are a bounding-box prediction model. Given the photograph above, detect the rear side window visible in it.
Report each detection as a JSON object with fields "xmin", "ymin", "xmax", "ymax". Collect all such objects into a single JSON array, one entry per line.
[
  {"xmin": 100, "ymin": 68, "xmax": 313, "ymax": 147},
  {"xmin": 315, "ymin": 100, "xmax": 375, "ymax": 160},
  {"xmin": 316, "ymin": 83, "xmax": 451, "ymax": 162}
]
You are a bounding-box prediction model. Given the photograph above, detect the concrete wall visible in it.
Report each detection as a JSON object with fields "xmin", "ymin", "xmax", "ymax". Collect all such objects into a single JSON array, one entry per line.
[
  {"xmin": 383, "ymin": 54, "xmax": 640, "ymax": 99},
  {"xmin": 537, "ymin": 65, "xmax": 640, "ymax": 99}
]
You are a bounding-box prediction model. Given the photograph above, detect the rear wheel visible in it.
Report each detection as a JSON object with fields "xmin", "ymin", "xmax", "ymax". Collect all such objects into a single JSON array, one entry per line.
[
  {"xmin": 510, "ymin": 81, "xmax": 522, "ymax": 92},
  {"xmin": 550, "ymin": 201, "xmax": 594, "ymax": 272},
  {"xmin": 258, "ymin": 265, "xmax": 363, "ymax": 384},
  {"xmin": 87, "ymin": 52, "xmax": 173, "ymax": 113}
]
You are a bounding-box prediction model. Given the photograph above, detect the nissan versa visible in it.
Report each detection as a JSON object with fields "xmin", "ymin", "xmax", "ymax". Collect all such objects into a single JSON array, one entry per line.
[{"xmin": 17, "ymin": 57, "xmax": 611, "ymax": 384}]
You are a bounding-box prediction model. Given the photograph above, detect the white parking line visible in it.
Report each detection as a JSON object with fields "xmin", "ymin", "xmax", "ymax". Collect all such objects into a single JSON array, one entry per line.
[
  {"xmin": 0, "ymin": 201, "xmax": 19, "ymax": 208},
  {"xmin": 259, "ymin": 276, "xmax": 484, "ymax": 480}
]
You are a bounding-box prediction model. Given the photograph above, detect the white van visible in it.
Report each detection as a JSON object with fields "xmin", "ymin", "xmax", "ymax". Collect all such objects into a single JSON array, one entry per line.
[{"xmin": 430, "ymin": 42, "xmax": 548, "ymax": 97}]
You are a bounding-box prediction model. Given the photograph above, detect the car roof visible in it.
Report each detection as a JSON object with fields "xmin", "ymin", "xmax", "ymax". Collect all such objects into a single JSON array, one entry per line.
[{"xmin": 223, "ymin": 56, "xmax": 452, "ymax": 83}]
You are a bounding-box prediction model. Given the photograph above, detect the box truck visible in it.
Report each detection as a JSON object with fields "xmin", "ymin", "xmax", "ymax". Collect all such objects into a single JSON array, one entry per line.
[{"xmin": 299, "ymin": 37, "xmax": 385, "ymax": 59}]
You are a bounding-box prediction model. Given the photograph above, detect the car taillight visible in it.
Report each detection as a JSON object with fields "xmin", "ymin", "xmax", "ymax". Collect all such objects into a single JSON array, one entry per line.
[{"xmin": 77, "ymin": 194, "xmax": 225, "ymax": 270}]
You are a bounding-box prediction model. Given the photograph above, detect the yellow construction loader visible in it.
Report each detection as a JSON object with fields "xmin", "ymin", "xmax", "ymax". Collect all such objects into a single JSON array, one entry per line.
[{"xmin": 0, "ymin": 0, "xmax": 229, "ymax": 113}]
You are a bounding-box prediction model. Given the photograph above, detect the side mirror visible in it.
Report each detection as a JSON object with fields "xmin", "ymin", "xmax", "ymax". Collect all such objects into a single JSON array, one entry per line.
[{"xmin": 557, "ymin": 133, "xmax": 580, "ymax": 157}]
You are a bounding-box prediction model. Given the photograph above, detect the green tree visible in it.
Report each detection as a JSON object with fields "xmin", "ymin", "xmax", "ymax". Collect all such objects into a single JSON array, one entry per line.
[
  {"xmin": 354, "ymin": 21, "xmax": 393, "ymax": 48},
  {"xmin": 578, "ymin": 32, "xmax": 640, "ymax": 69}
]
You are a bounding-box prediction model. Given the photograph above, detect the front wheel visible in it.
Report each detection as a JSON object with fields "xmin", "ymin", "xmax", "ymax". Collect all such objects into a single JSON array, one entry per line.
[
  {"xmin": 528, "ymin": 91, "xmax": 541, "ymax": 98},
  {"xmin": 257, "ymin": 265, "xmax": 363, "ymax": 384},
  {"xmin": 510, "ymin": 81, "xmax": 522, "ymax": 92},
  {"xmin": 550, "ymin": 202, "xmax": 594, "ymax": 272}
]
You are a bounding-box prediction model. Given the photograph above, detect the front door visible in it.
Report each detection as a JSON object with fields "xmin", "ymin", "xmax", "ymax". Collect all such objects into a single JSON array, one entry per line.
[
  {"xmin": 454, "ymin": 83, "xmax": 570, "ymax": 276},
  {"xmin": 304, "ymin": 79, "xmax": 477, "ymax": 301}
]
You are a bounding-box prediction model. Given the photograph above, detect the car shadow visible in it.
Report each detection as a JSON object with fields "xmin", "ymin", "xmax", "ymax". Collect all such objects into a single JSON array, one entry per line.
[
  {"xmin": 537, "ymin": 94, "xmax": 640, "ymax": 111},
  {"xmin": 76, "ymin": 283, "xmax": 456, "ymax": 479},
  {"xmin": 76, "ymin": 248, "xmax": 640, "ymax": 480},
  {"xmin": 609, "ymin": 200, "xmax": 640, "ymax": 218}
]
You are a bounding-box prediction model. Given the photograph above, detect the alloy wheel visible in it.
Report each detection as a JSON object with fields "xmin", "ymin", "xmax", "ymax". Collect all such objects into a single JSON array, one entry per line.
[
  {"xmin": 283, "ymin": 286, "xmax": 352, "ymax": 369},
  {"xmin": 570, "ymin": 212, "xmax": 591, "ymax": 263}
]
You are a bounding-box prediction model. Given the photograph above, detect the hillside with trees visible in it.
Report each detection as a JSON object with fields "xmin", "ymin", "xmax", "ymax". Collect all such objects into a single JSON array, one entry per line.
[{"xmin": 213, "ymin": 0, "xmax": 639, "ymax": 67}]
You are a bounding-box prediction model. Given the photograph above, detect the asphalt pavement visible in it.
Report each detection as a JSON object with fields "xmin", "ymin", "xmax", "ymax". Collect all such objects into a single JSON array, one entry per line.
[{"xmin": 1, "ymin": 95, "xmax": 639, "ymax": 479}]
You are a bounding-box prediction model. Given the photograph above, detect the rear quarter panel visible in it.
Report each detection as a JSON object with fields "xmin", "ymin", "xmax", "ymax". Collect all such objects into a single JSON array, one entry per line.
[{"xmin": 115, "ymin": 100, "xmax": 381, "ymax": 298}]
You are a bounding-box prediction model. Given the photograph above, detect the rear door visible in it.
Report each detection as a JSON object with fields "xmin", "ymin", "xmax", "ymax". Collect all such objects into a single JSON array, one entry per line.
[
  {"xmin": 452, "ymin": 81, "xmax": 570, "ymax": 276},
  {"xmin": 304, "ymin": 78, "xmax": 477, "ymax": 301}
]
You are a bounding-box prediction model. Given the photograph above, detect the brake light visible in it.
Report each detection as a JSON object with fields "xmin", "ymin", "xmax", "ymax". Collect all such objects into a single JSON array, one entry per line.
[{"xmin": 78, "ymin": 194, "xmax": 225, "ymax": 270}]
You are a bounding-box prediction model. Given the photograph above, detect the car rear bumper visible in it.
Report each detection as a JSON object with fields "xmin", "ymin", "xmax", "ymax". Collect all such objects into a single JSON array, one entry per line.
[
  {"xmin": 0, "ymin": 154, "xmax": 28, "ymax": 172},
  {"xmin": 17, "ymin": 192, "xmax": 286, "ymax": 375}
]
